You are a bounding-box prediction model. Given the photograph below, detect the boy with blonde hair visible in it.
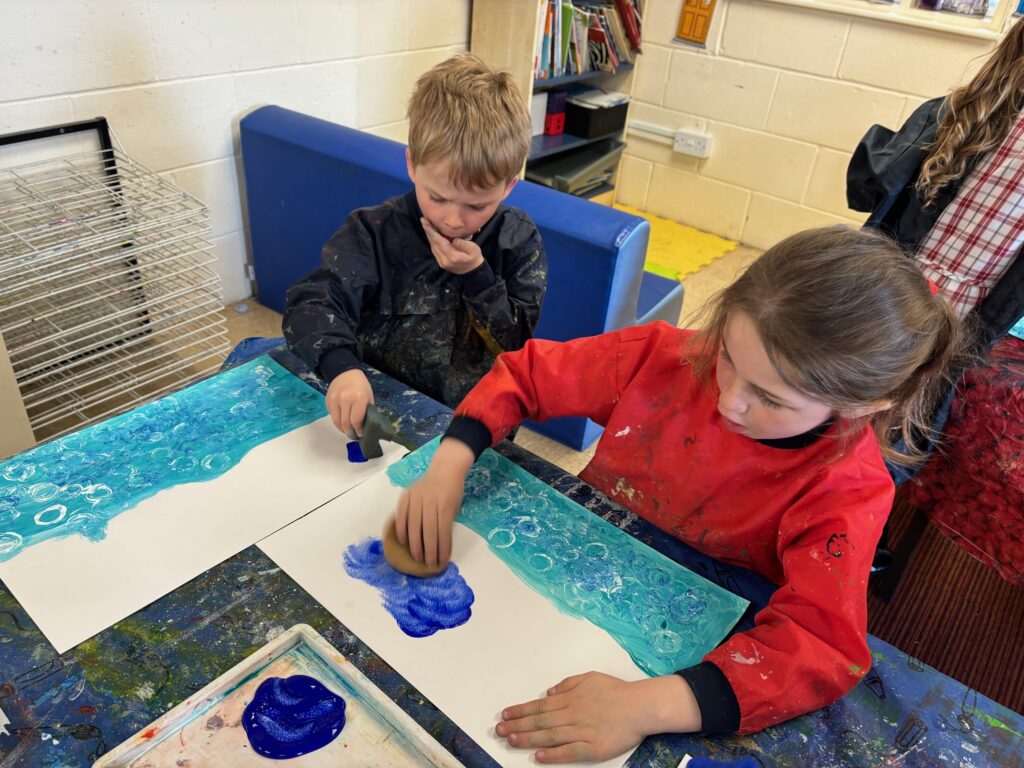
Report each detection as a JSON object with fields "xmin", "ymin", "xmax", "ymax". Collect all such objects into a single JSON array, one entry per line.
[{"xmin": 284, "ymin": 53, "xmax": 547, "ymax": 434}]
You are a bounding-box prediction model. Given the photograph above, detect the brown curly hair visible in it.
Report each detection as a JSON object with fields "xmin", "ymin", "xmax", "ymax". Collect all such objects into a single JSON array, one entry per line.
[{"xmin": 917, "ymin": 18, "xmax": 1024, "ymax": 206}]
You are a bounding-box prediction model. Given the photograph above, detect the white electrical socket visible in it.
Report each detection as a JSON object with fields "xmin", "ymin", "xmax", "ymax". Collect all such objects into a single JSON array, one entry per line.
[{"xmin": 673, "ymin": 128, "xmax": 712, "ymax": 159}]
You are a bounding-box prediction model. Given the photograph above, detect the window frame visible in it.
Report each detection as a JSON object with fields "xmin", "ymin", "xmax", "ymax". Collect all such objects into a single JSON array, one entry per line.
[{"xmin": 757, "ymin": 0, "xmax": 1015, "ymax": 40}]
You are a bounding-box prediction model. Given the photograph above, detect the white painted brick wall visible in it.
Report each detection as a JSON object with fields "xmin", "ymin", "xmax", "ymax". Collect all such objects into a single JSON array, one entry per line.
[
  {"xmin": 234, "ymin": 61, "xmax": 360, "ymax": 128},
  {"xmin": 1, "ymin": 1, "xmax": 157, "ymax": 102},
  {"xmin": 148, "ymin": 1, "xmax": 300, "ymax": 80},
  {"xmin": 0, "ymin": 98, "xmax": 74, "ymax": 133},
  {"xmin": 299, "ymin": 0, "xmax": 413, "ymax": 59},
  {"xmin": 624, "ymin": 0, "xmax": 999, "ymax": 249},
  {"xmin": 0, "ymin": 0, "xmax": 471, "ymax": 303},
  {"xmin": 357, "ymin": 48, "xmax": 458, "ymax": 126}
]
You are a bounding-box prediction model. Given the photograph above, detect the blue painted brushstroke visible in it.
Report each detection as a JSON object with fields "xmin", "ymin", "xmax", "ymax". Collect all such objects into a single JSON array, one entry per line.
[
  {"xmin": 343, "ymin": 538, "xmax": 474, "ymax": 638},
  {"xmin": 387, "ymin": 437, "xmax": 750, "ymax": 676},
  {"xmin": 242, "ymin": 675, "xmax": 347, "ymax": 759},
  {"xmin": 0, "ymin": 357, "xmax": 326, "ymax": 562}
]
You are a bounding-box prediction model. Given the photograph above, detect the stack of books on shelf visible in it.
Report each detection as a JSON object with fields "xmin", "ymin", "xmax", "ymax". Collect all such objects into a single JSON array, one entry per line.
[{"xmin": 533, "ymin": 0, "xmax": 643, "ymax": 81}]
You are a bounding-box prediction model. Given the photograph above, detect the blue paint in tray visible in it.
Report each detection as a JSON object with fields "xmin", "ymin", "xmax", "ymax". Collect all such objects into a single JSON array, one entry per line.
[
  {"xmin": 242, "ymin": 674, "xmax": 347, "ymax": 759},
  {"xmin": 387, "ymin": 437, "xmax": 750, "ymax": 676},
  {"xmin": 0, "ymin": 357, "xmax": 326, "ymax": 562},
  {"xmin": 343, "ymin": 537, "xmax": 475, "ymax": 638}
]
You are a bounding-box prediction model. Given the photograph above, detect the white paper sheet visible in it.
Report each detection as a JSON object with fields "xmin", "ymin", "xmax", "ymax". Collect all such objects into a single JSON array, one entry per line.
[
  {"xmin": 258, "ymin": 471, "xmax": 643, "ymax": 768},
  {"xmin": 0, "ymin": 417, "xmax": 403, "ymax": 654}
]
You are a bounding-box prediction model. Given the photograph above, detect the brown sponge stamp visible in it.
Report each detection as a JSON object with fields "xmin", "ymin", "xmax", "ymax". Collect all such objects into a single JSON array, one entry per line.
[{"xmin": 381, "ymin": 517, "xmax": 447, "ymax": 577}]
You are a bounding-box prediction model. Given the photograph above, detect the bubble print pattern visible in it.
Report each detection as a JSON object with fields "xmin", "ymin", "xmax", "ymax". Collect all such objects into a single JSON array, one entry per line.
[
  {"xmin": 387, "ymin": 437, "xmax": 749, "ymax": 676},
  {"xmin": 0, "ymin": 358, "xmax": 326, "ymax": 562}
]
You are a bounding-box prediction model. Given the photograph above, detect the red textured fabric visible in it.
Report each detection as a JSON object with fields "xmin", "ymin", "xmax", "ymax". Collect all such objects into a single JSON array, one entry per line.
[
  {"xmin": 907, "ymin": 336, "xmax": 1024, "ymax": 586},
  {"xmin": 455, "ymin": 322, "xmax": 895, "ymax": 733}
]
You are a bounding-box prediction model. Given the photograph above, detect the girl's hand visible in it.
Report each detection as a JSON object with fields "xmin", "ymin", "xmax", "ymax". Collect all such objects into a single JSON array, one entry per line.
[
  {"xmin": 421, "ymin": 217, "xmax": 484, "ymax": 275},
  {"xmin": 496, "ymin": 672, "xmax": 702, "ymax": 764},
  {"xmin": 395, "ymin": 438, "xmax": 476, "ymax": 568},
  {"xmin": 325, "ymin": 369, "xmax": 374, "ymax": 436}
]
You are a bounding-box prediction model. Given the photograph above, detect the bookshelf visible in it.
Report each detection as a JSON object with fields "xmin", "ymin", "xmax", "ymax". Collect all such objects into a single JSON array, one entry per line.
[
  {"xmin": 471, "ymin": 0, "xmax": 640, "ymax": 205},
  {"xmin": 529, "ymin": 128, "xmax": 623, "ymax": 160}
]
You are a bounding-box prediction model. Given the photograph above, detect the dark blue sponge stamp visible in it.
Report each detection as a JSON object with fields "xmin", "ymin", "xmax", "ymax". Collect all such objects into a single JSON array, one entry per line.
[
  {"xmin": 242, "ymin": 675, "xmax": 347, "ymax": 759},
  {"xmin": 347, "ymin": 441, "xmax": 367, "ymax": 463}
]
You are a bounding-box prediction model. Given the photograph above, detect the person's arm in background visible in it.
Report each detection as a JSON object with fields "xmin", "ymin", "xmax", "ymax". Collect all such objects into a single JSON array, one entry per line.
[{"xmin": 283, "ymin": 212, "xmax": 380, "ymax": 435}]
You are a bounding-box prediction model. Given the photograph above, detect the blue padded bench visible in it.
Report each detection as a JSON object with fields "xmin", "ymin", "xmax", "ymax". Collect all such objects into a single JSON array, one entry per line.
[{"xmin": 239, "ymin": 106, "xmax": 684, "ymax": 450}]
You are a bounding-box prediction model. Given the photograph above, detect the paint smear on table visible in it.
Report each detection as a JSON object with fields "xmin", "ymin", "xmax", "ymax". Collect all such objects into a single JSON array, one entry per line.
[
  {"xmin": 387, "ymin": 438, "xmax": 749, "ymax": 675},
  {"xmin": 343, "ymin": 537, "xmax": 475, "ymax": 638},
  {"xmin": 0, "ymin": 357, "xmax": 325, "ymax": 562},
  {"xmin": 242, "ymin": 675, "xmax": 347, "ymax": 760}
]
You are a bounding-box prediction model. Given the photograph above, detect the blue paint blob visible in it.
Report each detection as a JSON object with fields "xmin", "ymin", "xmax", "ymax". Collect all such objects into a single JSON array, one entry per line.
[
  {"xmin": 242, "ymin": 675, "xmax": 346, "ymax": 760},
  {"xmin": 346, "ymin": 441, "xmax": 367, "ymax": 463},
  {"xmin": 387, "ymin": 437, "xmax": 750, "ymax": 675},
  {"xmin": 343, "ymin": 538, "xmax": 474, "ymax": 638},
  {"xmin": 0, "ymin": 358, "xmax": 326, "ymax": 562}
]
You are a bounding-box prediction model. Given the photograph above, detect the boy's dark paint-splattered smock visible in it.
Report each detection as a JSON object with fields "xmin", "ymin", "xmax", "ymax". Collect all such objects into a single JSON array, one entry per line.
[
  {"xmin": 444, "ymin": 322, "xmax": 895, "ymax": 735},
  {"xmin": 283, "ymin": 191, "xmax": 547, "ymax": 407}
]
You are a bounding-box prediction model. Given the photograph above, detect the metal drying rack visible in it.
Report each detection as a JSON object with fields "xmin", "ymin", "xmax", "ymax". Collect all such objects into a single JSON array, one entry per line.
[{"xmin": 0, "ymin": 118, "xmax": 230, "ymax": 441}]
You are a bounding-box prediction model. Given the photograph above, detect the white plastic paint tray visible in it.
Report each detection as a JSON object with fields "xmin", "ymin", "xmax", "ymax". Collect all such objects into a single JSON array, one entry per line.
[{"xmin": 94, "ymin": 623, "xmax": 465, "ymax": 767}]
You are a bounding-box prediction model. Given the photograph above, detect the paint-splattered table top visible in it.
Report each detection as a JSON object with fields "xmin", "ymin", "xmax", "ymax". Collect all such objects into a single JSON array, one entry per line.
[{"xmin": 0, "ymin": 349, "xmax": 1021, "ymax": 767}]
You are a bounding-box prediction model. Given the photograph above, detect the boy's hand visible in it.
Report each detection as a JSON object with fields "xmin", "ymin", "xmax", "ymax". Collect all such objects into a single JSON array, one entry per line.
[
  {"xmin": 495, "ymin": 673, "xmax": 702, "ymax": 764},
  {"xmin": 325, "ymin": 368, "xmax": 374, "ymax": 436},
  {"xmin": 395, "ymin": 438, "xmax": 476, "ymax": 568},
  {"xmin": 421, "ymin": 217, "xmax": 484, "ymax": 275}
]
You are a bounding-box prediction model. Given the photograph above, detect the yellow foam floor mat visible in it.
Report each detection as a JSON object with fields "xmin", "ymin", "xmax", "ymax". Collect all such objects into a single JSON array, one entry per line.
[{"xmin": 615, "ymin": 204, "xmax": 738, "ymax": 282}]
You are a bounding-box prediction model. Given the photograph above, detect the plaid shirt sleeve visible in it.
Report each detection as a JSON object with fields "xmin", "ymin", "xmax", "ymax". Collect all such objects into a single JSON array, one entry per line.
[{"xmin": 914, "ymin": 112, "xmax": 1024, "ymax": 318}]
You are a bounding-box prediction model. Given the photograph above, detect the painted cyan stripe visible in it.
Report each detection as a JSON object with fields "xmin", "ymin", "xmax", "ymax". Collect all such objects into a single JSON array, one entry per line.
[
  {"xmin": 387, "ymin": 438, "xmax": 749, "ymax": 676},
  {"xmin": 0, "ymin": 357, "xmax": 326, "ymax": 562}
]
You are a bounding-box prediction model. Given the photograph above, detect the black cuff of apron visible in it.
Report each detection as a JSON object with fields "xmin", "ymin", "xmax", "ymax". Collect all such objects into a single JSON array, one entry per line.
[
  {"xmin": 456, "ymin": 261, "xmax": 497, "ymax": 296},
  {"xmin": 320, "ymin": 346, "xmax": 364, "ymax": 384},
  {"xmin": 443, "ymin": 416, "xmax": 493, "ymax": 460},
  {"xmin": 675, "ymin": 662, "xmax": 741, "ymax": 736}
]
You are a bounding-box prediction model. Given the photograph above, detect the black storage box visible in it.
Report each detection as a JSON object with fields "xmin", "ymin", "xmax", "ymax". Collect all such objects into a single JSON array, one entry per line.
[{"xmin": 564, "ymin": 99, "xmax": 628, "ymax": 139}]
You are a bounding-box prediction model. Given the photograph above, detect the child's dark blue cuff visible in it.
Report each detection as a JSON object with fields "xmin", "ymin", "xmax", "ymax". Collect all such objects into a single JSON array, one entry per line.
[
  {"xmin": 456, "ymin": 261, "xmax": 497, "ymax": 296},
  {"xmin": 320, "ymin": 346, "xmax": 364, "ymax": 384},
  {"xmin": 442, "ymin": 416, "xmax": 493, "ymax": 460},
  {"xmin": 676, "ymin": 662, "xmax": 741, "ymax": 735}
]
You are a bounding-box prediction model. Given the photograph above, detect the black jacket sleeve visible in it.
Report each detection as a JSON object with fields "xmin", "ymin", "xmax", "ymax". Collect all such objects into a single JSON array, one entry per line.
[
  {"xmin": 457, "ymin": 211, "xmax": 547, "ymax": 353},
  {"xmin": 282, "ymin": 211, "xmax": 380, "ymax": 383},
  {"xmin": 846, "ymin": 97, "xmax": 942, "ymax": 217},
  {"xmin": 977, "ymin": 247, "xmax": 1024, "ymax": 345}
]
